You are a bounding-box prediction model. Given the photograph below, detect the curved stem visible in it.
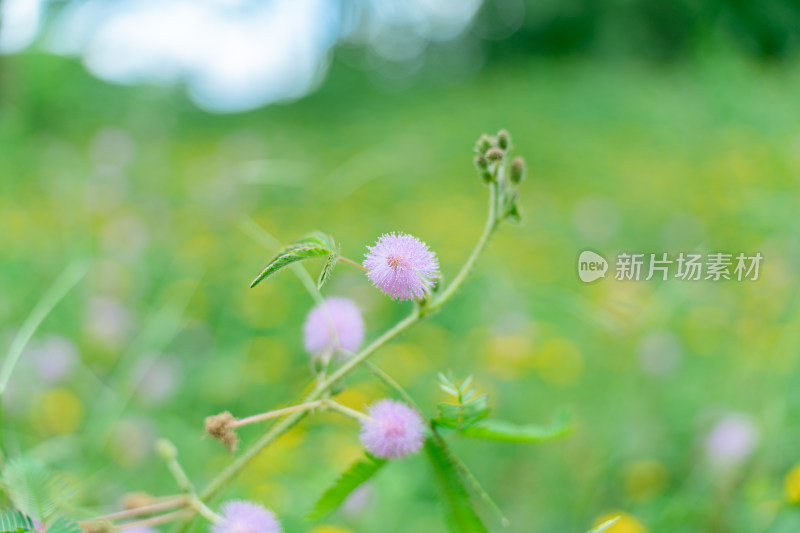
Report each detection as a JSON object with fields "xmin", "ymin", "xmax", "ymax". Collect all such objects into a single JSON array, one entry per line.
[
  {"xmin": 340, "ymin": 256, "xmax": 368, "ymax": 272},
  {"xmin": 324, "ymin": 400, "xmax": 372, "ymax": 422},
  {"xmin": 198, "ymin": 311, "xmax": 420, "ymax": 504},
  {"xmin": 427, "ymin": 182, "xmax": 498, "ymax": 313},
  {"xmin": 364, "ymin": 361, "xmax": 421, "ymax": 413},
  {"xmin": 119, "ymin": 510, "xmax": 191, "ymax": 529},
  {"xmin": 79, "ymin": 497, "xmax": 188, "ymax": 524},
  {"xmin": 232, "ymin": 401, "xmax": 324, "ymax": 428},
  {"xmin": 178, "ymin": 180, "xmax": 503, "ymax": 531}
]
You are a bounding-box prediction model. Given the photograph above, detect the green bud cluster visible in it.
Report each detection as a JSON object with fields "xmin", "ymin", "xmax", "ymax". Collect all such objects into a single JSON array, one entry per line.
[{"xmin": 471, "ymin": 128, "xmax": 528, "ymax": 222}]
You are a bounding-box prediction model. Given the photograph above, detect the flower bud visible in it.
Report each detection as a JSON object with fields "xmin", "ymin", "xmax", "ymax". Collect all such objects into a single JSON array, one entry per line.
[
  {"xmin": 474, "ymin": 134, "xmax": 492, "ymax": 154},
  {"xmin": 205, "ymin": 411, "xmax": 239, "ymax": 453},
  {"xmin": 122, "ymin": 492, "xmax": 155, "ymax": 510},
  {"xmin": 509, "ymin": 156, "xmax": 526, "ymax": 184},
  {"xmin": 496, "ymin": 129, "xmax": 511, "ymax": 150},
  {"xmin": 479, "ymin": 169, "xmax": 492, "ymax": 184},
  {"xmin": 485, "ymin": 147, "xmax": 504, "ymax": 162},
  {"xmin": 473, "ymin": 155, "xmax": 488, "ymax": 170},
  {"xmin": 155, "ymin": 438, "xmax": 177, "ymax": 460}
]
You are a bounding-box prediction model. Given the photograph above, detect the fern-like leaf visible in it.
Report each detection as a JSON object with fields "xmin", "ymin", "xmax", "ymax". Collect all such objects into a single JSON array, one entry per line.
[
  {"xmin": 1, "ymin": 458, "xmax": 75, "ymax": 523},
  {"xmin": 45, "ymin": 517, "xmax": 82, "ymax": 533},
  {"xmin": 308, "ymin": 454, "xmax": 385, "ymax": 520},
  {"xmin": 0, "ymin": 510, "xmax": 35, "ymax": 533},
  {"xmin": 425, "ymin": 436, "xmax": 488, "ymax": 533},
  {"xmin": 461, "ymin": 410, "xmax": 572, "ymax": 443}
]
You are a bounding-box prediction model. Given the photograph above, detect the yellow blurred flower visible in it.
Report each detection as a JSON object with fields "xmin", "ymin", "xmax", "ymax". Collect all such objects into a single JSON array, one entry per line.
[
  {"xmin": 33, "ymin": 388, "xmax": 84, "ymax": 435},
  {"xmin": 623, "ymin": 460, "xmax": 668, "ymax": 502},
  {"xmin": 485, "ymin": 334, "xmax": 534, "ymax": 378},
  {"xmin": 784, "ymin": 464, "xmax": 800, "ymax": 503},
  {"xmin": 248, "ymin": 482, "xmax": 291, "ymax": 512},
  {"xmin": 310, "ymin": 526, "xmax": 354, "ymax": 533},
  {"xmin": 593, "ymin": 512, "xmax": 647, "ymax": 533},
  {"xmin": 378, "ymin": 343, "xmax": 430, "ymax": 385},
  {"xmin": 533, "ymin": 337, "xmax": 583, "ymax": 386}
]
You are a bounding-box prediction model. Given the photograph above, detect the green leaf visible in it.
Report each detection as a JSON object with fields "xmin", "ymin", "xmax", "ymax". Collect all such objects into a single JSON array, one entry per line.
[
  {"xmin": 0, "ymin": 510, "xmax": 35, "ymax": 533},
  {"xmin": 501, "ymin": 190, "xmax": 521, "ymax": 223},
  {"xmin": 461, "ymin": 410, "xmax": 572, "ymax": 443},
  {"xmin": 1, "ymin": 458, "xmax": 75, "ymax": 523},
  {"xmin": 45, "ymin": 517, "xmax": 82, "ymax": 533},
  {"xmin": 588, "ymin": 516, "xmax": 620, "ymax": 533},
  {"xmin": 317, "ymin": 246, "xmax": 340, "ymax": 290},
  {"xmin": 432, "ymin": 374, "xmax": 490, "ymax": 431},
  {"xmin": 296, "ymin": 232, "xmax": 335, "ymax": 250},
  {"xmin": 308, "ymin": 454, "xmax": 385, "ymax": 520},
  {"xmin": 425, "ymin": 436, "xmax": 488, "ymax": 533},
  {"xmin": 250, "ymin": 243, "xmax": 332, "ymax": 288},
  {"xmin": 505, "ymin": 200, "xmax": 521, "ymax": 223}
]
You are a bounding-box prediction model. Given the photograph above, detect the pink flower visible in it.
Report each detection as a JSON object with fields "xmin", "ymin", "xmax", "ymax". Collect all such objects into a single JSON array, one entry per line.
[
  {"xmin": 28, "ymin": 336, "xmax": 78, "ymax": 384},
  {"xmin": 303, "ymin": 297, "xmax": 365, "ymax": 356},
  {"xmin": 705, "ymin": 413, "xmax": 759, "ymax": 468},
  {"xmin": 360, "ymin": 400, "xmax": 425, "ymax": 459},
  {"xmin": 212, "ymin": 501, "xmax": 282, "ymax": 533},
  {"xmin": 363, "ymin": 233, "xmax": 439, "ymax": 301}
]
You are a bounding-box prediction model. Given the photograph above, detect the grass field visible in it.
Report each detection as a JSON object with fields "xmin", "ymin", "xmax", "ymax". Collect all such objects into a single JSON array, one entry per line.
[{"xmin": 2, "ymin": 51, "xmax": 800, "ymax": 532}]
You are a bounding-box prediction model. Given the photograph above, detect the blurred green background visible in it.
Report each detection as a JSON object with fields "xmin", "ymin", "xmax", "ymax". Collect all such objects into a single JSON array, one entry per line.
[{"xmin": 2, "ymin": 1, "xmax": 800, "ymax": 532}]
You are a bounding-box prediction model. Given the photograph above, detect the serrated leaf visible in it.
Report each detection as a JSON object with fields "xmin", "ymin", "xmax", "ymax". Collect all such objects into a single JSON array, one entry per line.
[
  {"xmin": 0, "ymin": 510, "xmax": 35, "ymax": 533},
  {"xmin": 425, "ymin": 436, "xmax": 487, "ymax": 533},
  {"xmin": 308, "ymin": 454, "xmax": 385, "ymax": 520},
  {"xmin": 296, "ymin": 232, "xmax": 336, "ymax": 250},
  {"xmin": 1, "ymin": 458, "xmax": 75, "ymax": 523},
  {"xmin": 250, "ymin": 243, "xmax": 331, "ymax": 288},
  {"xmin": 45, "ymin": 517, "xmax": 81, "ymax": 533},
  {"xmin": 439, "ymin": 384, "xmax": 458, "ymax": 396},
  {"xmin": 317, "ymin": 246, "xmax": 339, "ymax": 290},
  {"xmin": 588, "ymin": 516, "xmax": 620, "ymax": 533},
  {"xmin": 461, "ymin": 411, "xmax": 572, "ymax": 443},
  {"xmin": 433, "ymin": 394, "xmax": 490, "ymax": 431}
]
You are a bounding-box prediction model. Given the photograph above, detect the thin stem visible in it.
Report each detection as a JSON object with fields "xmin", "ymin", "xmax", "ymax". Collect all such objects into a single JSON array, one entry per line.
[
  {"xmin": 232, "ymin": 401, "xmax": 324, "ymax": 428},
  {"xmin": 118, "ymin": 510, "xmax": 191, "ymax": 529},
  {"xmin": 79, "ymin": 497, "xmax": 188, "ymax": 524},
  {"xmin": 198, "ymin": 311, "xmax": 420, "ymax": 504},
  {"xmin": 447, "ymin": 440, "xmax": 509, "ymax": 526},
  {"xmin": 364, "ymin": 361, "xmax": 421, "ymax": 412},
  {"xmin": 428, "ymin": 182, "xmax": 498, "ymax": 313},
  {"xmin": 324, "ymin": 400, "xmax": 372, "ymax": 422},
  {"xmin": 189, "ymin": 496, "xmax": 221, "ymax": 524},
  {"xmin": 178, "ymin": 180, "xmax": 503, "ymax": 531},
  {"xmin": 0, "ymin": 261, "xmax": 87, "ymax": 395},
  {"xmin": 165, "ymin": 454, "xmax": 194, "ymax": 494},
  {"xmin": 340, "ymin": 256, "xmax": 368, "ymax": 272}
]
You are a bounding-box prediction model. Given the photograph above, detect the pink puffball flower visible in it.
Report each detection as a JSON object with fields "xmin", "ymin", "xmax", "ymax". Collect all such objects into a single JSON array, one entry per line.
[
  {"xmin": 212, "ymin": 501, "xmax": 282, "ymax": 533},
  {"xmin": 360, "ymin": 399, "xmax": 426, "ymax": 459},
  {"xmin": 303, "ymin": 297, "xmax": 365, "ymax": 356},
  {"xmin": 363, "ymin": 233, "xmax": 440, "ymax": 301}
]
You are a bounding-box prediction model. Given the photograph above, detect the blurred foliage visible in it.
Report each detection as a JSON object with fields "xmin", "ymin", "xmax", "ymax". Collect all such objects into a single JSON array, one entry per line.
[
  {"xmin": 1, "ymin": 46, "xmax": 800, "ymax": 533},
  {"xmin": 480, "ymin": 0, "xmax": 800, "ymax": 61}
]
